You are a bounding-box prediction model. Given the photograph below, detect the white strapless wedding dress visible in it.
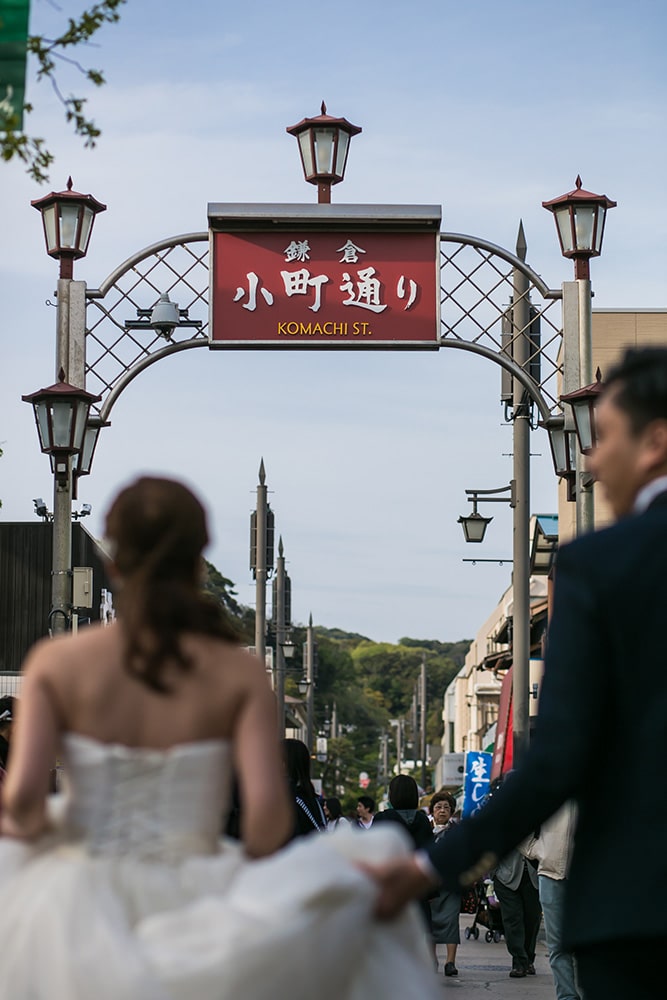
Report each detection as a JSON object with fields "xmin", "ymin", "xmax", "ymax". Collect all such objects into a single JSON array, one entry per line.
[{"xmin": 0, "ymin": 734, "xmax": 439, "ymax": 1000}]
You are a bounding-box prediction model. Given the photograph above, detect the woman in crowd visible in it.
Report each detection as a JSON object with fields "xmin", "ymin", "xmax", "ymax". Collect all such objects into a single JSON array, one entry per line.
[
  {"xmin": 0, "ymin": 476, "xmax": 439, "ymax": 1000},
  {"xmin": 324, "ymin": 796, "xmax": 349, "ymax": 831},
  {"xmin": 428, "ymin": 790, "xmax": 462, "ymax": 977},
  {"xmin": 283, "ymin": 737, "xmax": 327, "ymax": 837}
]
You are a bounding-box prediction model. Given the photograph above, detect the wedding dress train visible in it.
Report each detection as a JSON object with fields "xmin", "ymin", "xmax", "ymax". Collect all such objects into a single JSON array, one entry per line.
[{"xmin": 0, "ymin": 733, "xmax": 439, "ymax": 1000}]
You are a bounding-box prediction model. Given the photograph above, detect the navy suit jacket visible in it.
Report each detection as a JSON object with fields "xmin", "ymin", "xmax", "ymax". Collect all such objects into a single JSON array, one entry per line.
[{"xmin": 428, "ymin": 492, "xmax": 667, "ymax": 949}]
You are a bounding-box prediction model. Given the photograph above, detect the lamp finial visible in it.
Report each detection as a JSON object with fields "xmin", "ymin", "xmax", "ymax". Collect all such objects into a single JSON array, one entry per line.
[
  {"xmin": 575, "ymin": 175, "xmax": 582, "ymax": 190},
  {"xmin": 321, "ymin": 100, "xmax": 327, "ymax": 115}
]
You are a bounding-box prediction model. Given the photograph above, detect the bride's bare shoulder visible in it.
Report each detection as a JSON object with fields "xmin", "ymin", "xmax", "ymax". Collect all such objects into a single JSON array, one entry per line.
[{"xmin": 22, "ymin": 623, "xmax": 120, "ymax": 677}]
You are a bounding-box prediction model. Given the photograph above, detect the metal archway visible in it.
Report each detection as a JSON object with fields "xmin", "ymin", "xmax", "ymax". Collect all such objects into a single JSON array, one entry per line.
[{"xmin": 84, "ymin": 231, "xmax": 563, "ymax": 423}]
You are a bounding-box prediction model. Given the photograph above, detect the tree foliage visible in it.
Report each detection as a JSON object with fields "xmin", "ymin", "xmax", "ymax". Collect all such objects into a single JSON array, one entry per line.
[{"xmin": 1, "ymin": 1, "xmax": 126, "ymax": 182}]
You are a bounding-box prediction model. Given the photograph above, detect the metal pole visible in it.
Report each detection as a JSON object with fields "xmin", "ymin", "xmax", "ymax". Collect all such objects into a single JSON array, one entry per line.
[
  {"xmin": 420, "ymin": 654, "xmax": 427, "ymax": 790},
  {"xmin": 306, "ymin": 612, "xmax": 315, "ymax": 752},
  {"xmin": 511, "ymin": 223, "xmax": 531, "ymax": 765},
  {"xmin": 254, "ymin": 459, "xmax": 267, "ymax": 666},
  {"xmin": 576, "ymin": 277, "xmax": 594, "ymax": 534},
  {"xmin": 50, "ymin": 279, "xmax": 86, "ymax": 635},
  {"xmin": 275, "ymin": 536, "xmax": 286, "ymax": 734},
  {"xmin": 381, "ymin": 734, "xmax": 389, "ymax": 795}
]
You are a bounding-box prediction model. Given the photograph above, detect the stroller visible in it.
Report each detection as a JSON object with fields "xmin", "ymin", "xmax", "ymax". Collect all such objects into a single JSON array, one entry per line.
[{"xmin": 463, "ymin": 877, "xmax": 504, "ymax": 943}]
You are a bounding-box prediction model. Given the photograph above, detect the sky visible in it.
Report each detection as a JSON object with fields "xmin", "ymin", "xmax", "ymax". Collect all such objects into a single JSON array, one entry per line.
[{"xmin": 1, "ymin": 0, "xmax": 666, "ymax": 644}]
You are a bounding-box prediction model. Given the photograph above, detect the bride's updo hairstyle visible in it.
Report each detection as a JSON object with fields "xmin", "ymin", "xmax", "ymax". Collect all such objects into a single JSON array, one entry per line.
[{"xmin": 105, "ymin": 476, "xmax": 239, "ymax": 691}]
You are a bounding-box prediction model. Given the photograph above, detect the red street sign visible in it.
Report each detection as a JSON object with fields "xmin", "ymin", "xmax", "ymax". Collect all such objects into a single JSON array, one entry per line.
[{"xmin": 208, "ymin": 205, "xmax": 441, "ymax": 349}]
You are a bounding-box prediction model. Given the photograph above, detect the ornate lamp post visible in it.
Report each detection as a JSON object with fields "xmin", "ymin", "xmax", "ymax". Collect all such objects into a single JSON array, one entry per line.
[
  {"xmin": 287, "ymin": 102, "xmax": 362, "ymax": 204},
  {"xmin": 543, "ymin": 177, "xmax": 615, "ymax": 534},
  {"xmin": 31, "ymin": 177, "xmax": 106, "ymax": 280},
  {"xmin": 28, "ymin": 178, "xmax": 105, "ymax": 635},
  {"xmin": 542, "ymin": 176, "xmax": 616, "ymax": 282},
  {"xmin": 22, "ymin": 371, "xmax": 101, "ymax": 632}
]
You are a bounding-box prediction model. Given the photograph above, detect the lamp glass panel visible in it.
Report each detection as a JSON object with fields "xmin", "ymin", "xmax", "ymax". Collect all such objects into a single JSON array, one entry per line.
[
  {"xmin": 298, "ymin": 132, "xmax": 314, "ymax": 177},
  {"xmin": 72, "ymin": 401, "xmax": 90, "ymax": 452},
  {"xmin": 42, "ymin": 204, "xmax": 58, "ymax": 253},
  {"xmin": 573, "ymin": 205, "xmax": 596, "ymax": 252},
  {"xmin": 555, "ymin": 206, "xmax": 574, "ymax": 253},
  {"xmin": 59, "ymin": 203, "xmax": 81, "ymax": 250},
  {"xmin": 566, "ymin": 429, "xmax": 578, "ymax": 469},
  {"xmin": 547, "ymin": 423, "xmax": 567, "ymax": 476},
  {"xmin": 79, "ymin": 206, "xmax": 94, "ymax": 254},
  {"xmin": 334, "ymin": 131, "xmax": 349, "ymax": 177},
  {"xmin": 573, "ymin": 398, "xmax": 594, "ymax": 452},
  {"xmin": 51, "ymin": 400, "xmax": 75, "ymax": 449},
  {"xmin": 314, "ymin": 128, "xmax": 335, "ymax": 174},
  {"xmin": 77, "ymin": 425, "xmax": 97, "ymax": 475},
  {"xmin": 34, "ymin": 401, "xmax": 51, "ymax": 451},
  {"xmin": 594, "ymin": 206, "xmax": 606, "ymax": 253}
]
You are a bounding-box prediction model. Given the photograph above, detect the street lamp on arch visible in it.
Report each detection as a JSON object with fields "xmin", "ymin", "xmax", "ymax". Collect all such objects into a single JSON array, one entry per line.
[
  {"xmin": 287, "ymin": 102, "xmax": 362, "ymax": 204},
  {"xmin": 31, "ymin": 177, "xmax": 106, "ymax": 279},
  {"xmin": 542, "ymin": 176, "xmax": 616, "ymax": 280},
  {"xmin": 561, "ymin": 367, "xmax": 605, "ymax": 455},
  {"xmin": 22, "ymin": 369, "xmax": 101, "ymax": 485}
]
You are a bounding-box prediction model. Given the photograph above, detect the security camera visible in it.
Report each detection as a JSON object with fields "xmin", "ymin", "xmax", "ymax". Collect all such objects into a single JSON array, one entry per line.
[
  {"xmin": 33, "ymin": 498, "xmax": 49, "ymax": 519},
  {"xmin": 80, "ymin": 503, "xmax": 92, "ymax": 517},
  {"xmin": 149, "ymin": 293, "xmax": 180, "ymax": 338}
]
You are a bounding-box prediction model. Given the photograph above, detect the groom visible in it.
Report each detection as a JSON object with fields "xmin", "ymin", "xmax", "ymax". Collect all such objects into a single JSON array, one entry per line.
[{"xmin": 370, "ymin": 347, "xmax": 667, "ymax": 1000}]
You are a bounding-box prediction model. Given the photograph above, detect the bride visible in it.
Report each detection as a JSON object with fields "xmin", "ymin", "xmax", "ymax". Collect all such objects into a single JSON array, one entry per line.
[{"xmin": 0, "ymin": 476, "xmax": 438, "ymax": 1000}]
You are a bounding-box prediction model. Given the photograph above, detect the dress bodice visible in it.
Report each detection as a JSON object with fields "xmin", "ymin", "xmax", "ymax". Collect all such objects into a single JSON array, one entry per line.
[{"xmin": 60, "ymin": 733, "xmax": 232, "ymax": 862}]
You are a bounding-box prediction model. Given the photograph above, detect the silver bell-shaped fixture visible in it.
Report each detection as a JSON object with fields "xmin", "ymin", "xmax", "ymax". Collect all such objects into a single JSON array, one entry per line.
[{"xmin": 150, "ymin": 294, "xmax": 180, "ymax": 338}]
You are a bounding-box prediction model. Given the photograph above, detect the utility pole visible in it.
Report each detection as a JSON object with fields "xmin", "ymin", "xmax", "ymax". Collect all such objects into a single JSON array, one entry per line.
[
  {"xmin": 305, "ymin": 613, "xmax": 316, "ymax": 752},
  {"xmin": 419, "ymin": 654, "xmax": 427, "ymax": 790},
  {"xmin": 274, "ymin": 536, "xmax": 286, "ymax": 733},
  {"xmin": 250, "ymin": 460, "xmax": 275, "ymax": 679},
  {"xmin": 511, "ymin": 222, "xmax": 531, "ymax": 767}
]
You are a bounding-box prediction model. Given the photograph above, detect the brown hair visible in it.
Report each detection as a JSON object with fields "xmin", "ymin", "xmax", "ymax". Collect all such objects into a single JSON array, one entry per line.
[{"xmin": 105, "ymin": 476, "xmax": 240, "ymax": 691}]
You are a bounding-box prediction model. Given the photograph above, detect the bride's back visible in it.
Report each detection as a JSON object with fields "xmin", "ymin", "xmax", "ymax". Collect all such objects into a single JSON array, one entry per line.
[
  {"xmin": 6, "ymin": 477, "xmax": 291, "ymax": 856},
  {"xmin": 46, "ymin": 623, "xmax": 258, "ymax": 750}
]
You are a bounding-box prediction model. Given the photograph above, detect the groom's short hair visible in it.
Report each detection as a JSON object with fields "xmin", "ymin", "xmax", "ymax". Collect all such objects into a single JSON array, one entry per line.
[{"xmin": 606, "ymin": 347, "xmax": 667, "ymax": 435}]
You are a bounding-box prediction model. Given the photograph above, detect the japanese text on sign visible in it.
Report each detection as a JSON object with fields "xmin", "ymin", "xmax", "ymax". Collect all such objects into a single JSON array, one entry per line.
[{"xmin": 210, "ymin": 228, "xmax": 439, "ymax": 347}]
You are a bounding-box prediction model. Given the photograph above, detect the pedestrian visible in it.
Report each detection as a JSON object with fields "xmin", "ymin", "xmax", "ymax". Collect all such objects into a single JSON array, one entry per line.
[
  {"xmin": 368, "ymin": 346, "xmax": 667, "ymax": 1000},
  {"xmin": 283, "ymin": 737, "xmax": 327, "ymax": 838},
  {"xmin": 523, "ymin": 803, "xmax": 581, "ymax": 1000},
  {"xmin": 323, "ymin": 796, "xmax": 349, "ymax": 831},
  {"xmin": 355, "ymin": 794, "xmax": 375, "ymax": 829},
  {"xmin": 492, "ymin": 846, "xmax": 541, "ymax": 978},
  {"xmin": 372, "ymin": 775, "xmax": 434, "ymax": 938},
  {"xmin": 427, "ymin": 791, "xmax": 462, "ymax": 978}
]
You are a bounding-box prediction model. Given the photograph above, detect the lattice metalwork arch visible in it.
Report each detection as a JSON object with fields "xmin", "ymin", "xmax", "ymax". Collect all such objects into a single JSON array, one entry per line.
[{"xmin": 84, "ymin": 231, "xmax": 563, "ymax": 422}]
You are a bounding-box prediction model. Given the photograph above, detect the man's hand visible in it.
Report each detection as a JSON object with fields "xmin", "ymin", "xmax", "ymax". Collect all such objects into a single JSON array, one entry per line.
[{"xmin": 360, "ymin": 856, "xmax": 438, "ymax": 920}]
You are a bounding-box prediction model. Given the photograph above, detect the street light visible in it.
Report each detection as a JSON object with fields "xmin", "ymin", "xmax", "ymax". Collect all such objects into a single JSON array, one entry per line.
[
  {"xmin": 544, "ymin": 177, "xmax": 615, "ymax": 534},
  {"xmin": 31, "ymin": 177, "xmax": 106, "ymax": 279},
  {"xmin": 23, "ymin": 370, "xmax": 101, "ymax": 634},
  {"xmin": 287, "ymin": 102, "xmax": 362, "ymax": 204},
  {"xmin": 561, "ymin": 368, "xmax": 605, "ymax": 455},
  {"xmin": 298, "ymin": 675, "xmax": 311, "ymax": 696},
  {"xmin": 75, "ymin": 416, "xmax": 111, "ymax": 479},
  {"xmin": 458, "ymin": 482, "xmax": 517, "ymax": 544},
  {"xmin": 22, "ymin": 370, "xmax": 101, "ymax": 485},
  {"xmin": 542, "ymin": 176, "xmax": 616, "ymax": 280}
]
